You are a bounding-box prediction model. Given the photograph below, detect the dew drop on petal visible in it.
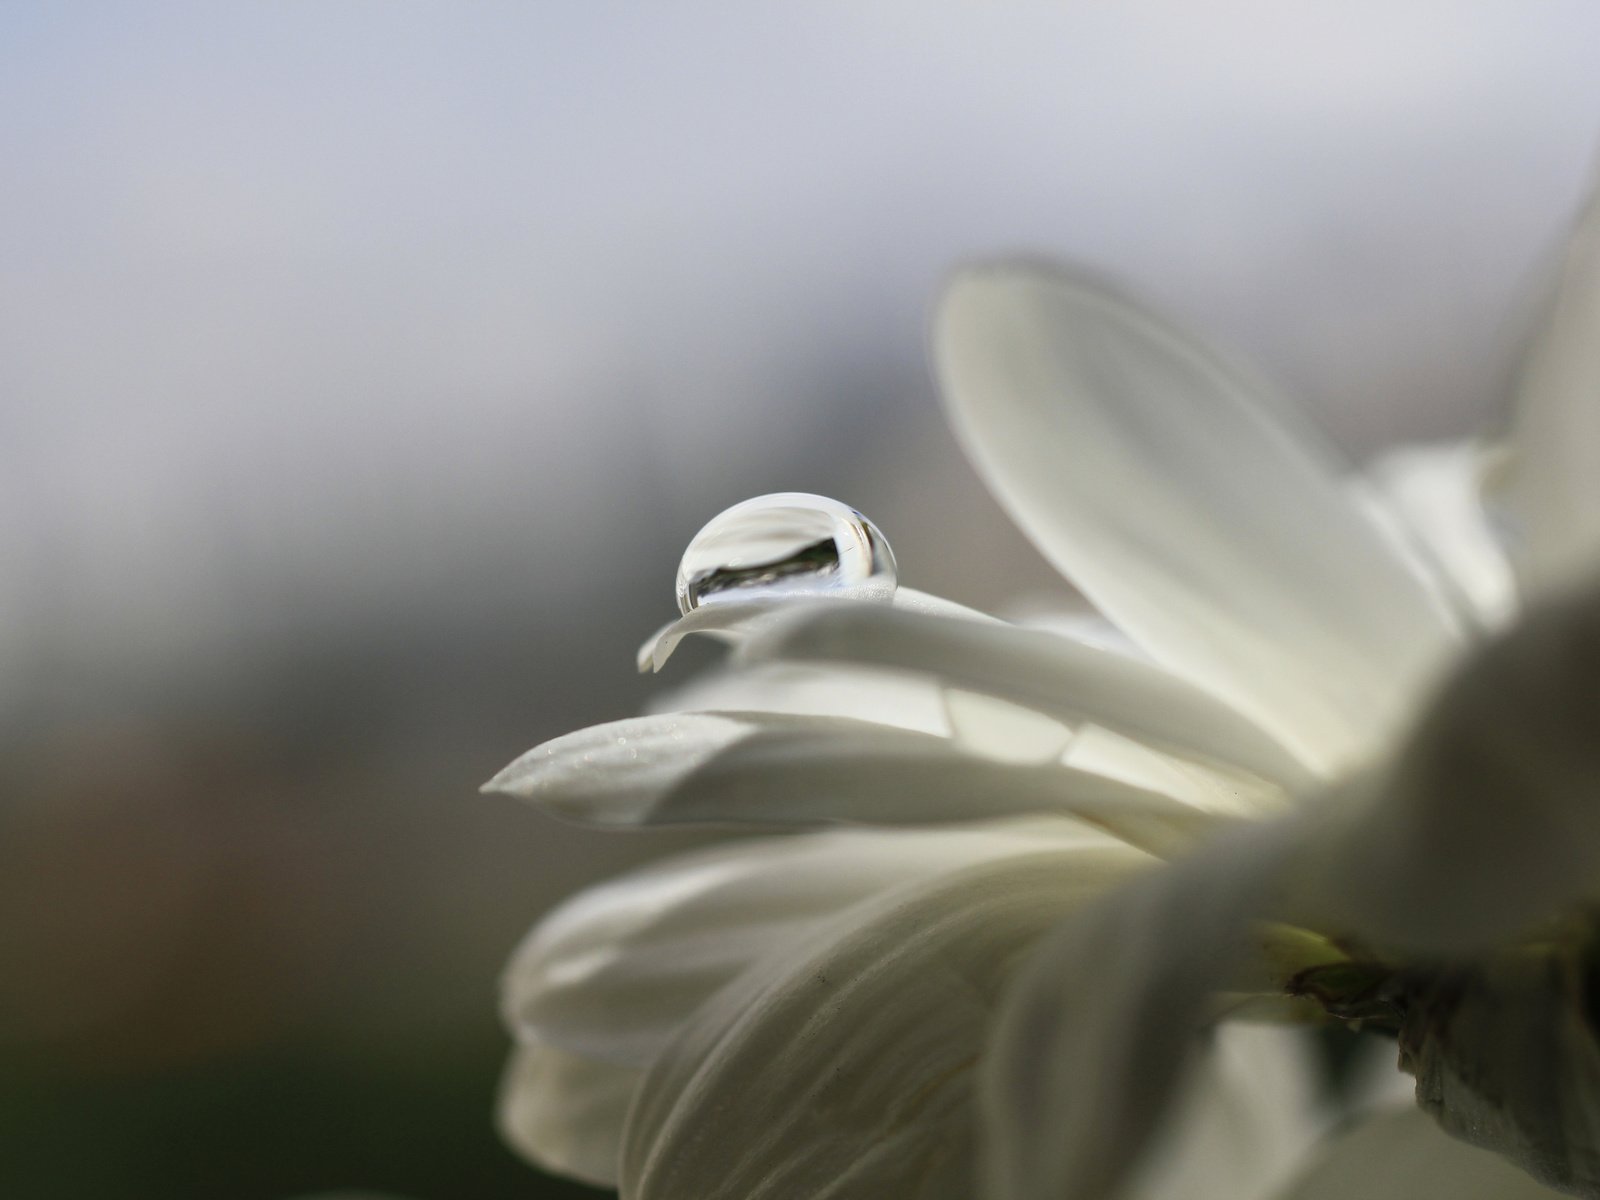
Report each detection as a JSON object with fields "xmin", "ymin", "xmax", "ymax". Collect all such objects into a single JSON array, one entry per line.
[{"xmin": 675, "ymin": 492, "xmax": 898, "ymax": 616}]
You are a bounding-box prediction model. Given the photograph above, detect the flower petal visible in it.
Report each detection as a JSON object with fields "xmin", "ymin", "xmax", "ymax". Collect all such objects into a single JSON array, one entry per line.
[
  {"xmin": 1307, "ymin": 572, "xmax": 1600, "ymax": 955},
  {"xmin": 1494, "ymin": 186, "xmax": 1600, "ymax": 597},
  {"xmin": 942, "ymin": 687, "xmax": 1076, "ymax": 764},
  {"xmin": 1063, "ymin": 723, "xmax": 1286, "ymax": 819},
  {"xmin": 1009, "ymin": 604, "xmax": 1148, "ymax": 658},
  {"xmin": 744, "ymin": 603, "xmax": 1311, "ymax": 794},
  {"xmin": 483, "ymin": 710, "xmax": 1226, "ymax": 854},
  {"xmin": 503, "ymin": 821, "xmax": 1130, "ymax": 1069},
  {"xmin": 982, "ymin": 612, "xmax": 1600, "ymax": 1200},
  {"xmin": 1273, "ymin": 1106, "xmax": 1566, "ymax": 1200},
  {"xmin": 637, "ymin": 586, "xmax": 996, "ymax": 672},
  {"xmin": 648, "ymin": 660, "xmax": 949, "ymax": 735},
  {"xmin": 497, "ymin": 1041, "xmax": 639, "ymax": 1187},
  {"xmin": 935, "ymin": 263, "xmax": 1459, "ymax": 770},
  {"xmin": 983, "ymin": 577, "xmax": 1600, "ymax": 1200},
  {"xmin": 619, "ymin": 845, "xmax": 1150, "ymax": 1200},
  {"xmin": 1363, "ymin": 441, "xmax": 1516, "ymax": 631},
  {"xmin": 1118, "ymin": 1024, "xmax": 1327, "ymax": 1200},
  {"xmin": 654, "ymin": 634, "xmax": 1273, "ymax": 815},
  {"xmin": 981, "ymin": 814, "xmax": 1314, "ymax": 1200}
]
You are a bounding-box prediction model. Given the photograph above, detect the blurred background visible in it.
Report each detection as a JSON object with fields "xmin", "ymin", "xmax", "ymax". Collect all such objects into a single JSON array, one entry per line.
[{"xmin": 3, "ymin": 3, "xmax": 1599, "ymax": 1197}]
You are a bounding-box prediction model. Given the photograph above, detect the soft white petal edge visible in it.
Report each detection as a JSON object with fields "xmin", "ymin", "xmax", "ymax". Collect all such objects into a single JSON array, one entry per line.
[
  {"xmin": 1305, "ymin": 570, "xmax": 1600, "ymax": 955},
  {"xmin": 1119, "ymin": 1024, "xmax": 1328, "ymax": 1200},
  {"xmin": 982, "ymin": 574, "xmax": 1600, "ymax": 1200},
  {"xmin": 742, "ymin": 602, "xmax": 1312, "ymax": 793},
  {"xmin": 1496, "ymin": 182, "xmax": 1600, "ymax": 597},
  {"xmin": 651, "ymin": 650, "xmax": 1288, "ymax": 817},
  {"xmin": 619, "ymin": 845, "xmax": 1152, "ymax": 1200},
  {"xmin": 483, "ymin": 710, "xmax": 1227, "ymax": 856},
  {"xmin": 1363, "ymin": 440, "xmax": 1516, "ymax": 631},
  {"xmin": 935, "ymin": 263, "xmax": 1459, "ymax": 772},
  {"xmin": 654, "ymin": 660, "xmax": 1080, "ymax": 766},
  {"xmin": 637, "ymin": 586, "xmax": 997, "ymax": 672},
  {"xmin": 502, "ymin": 820, "xmax": 1129, "ymax": 1069},
  {"xmin": 980, "ymin": 814, "xmax": 1311, "ymax": 1200},
  {"xmin": 646, "ymin": 660, "xmax": 949, "ymax": 735},
  {"xmin": 497, "ymin": 1041, "xmax": 638, "ymax": 1187}
]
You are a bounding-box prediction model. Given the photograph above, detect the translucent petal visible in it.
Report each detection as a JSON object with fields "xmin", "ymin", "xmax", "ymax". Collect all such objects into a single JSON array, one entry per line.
[
  {"xmin": 637, "ymin": 586, "xmax": 996, "ymax": 672},
  {"xmin": 1064, "ymin": 723, "xmax": 1287, "ymax": 819},
  {"xmin": 943, "ymin": 687, "xmax": 1075, "ymax": 764},
  {"xmin": 983, "ymin": 575, "xmax": 1600, "ymax": 1200},
  {"xmin": 981, "ymin": 815, "xmax": 1312, "ymax": 1200},
  {"xmin": 1011, "ymin": 606, "xmax": 1147, "ymax": 657},
  {"xmin": 1119, "ymin": 1025, "xmax": 1328, "ymax": 1200},
  {"xmin": 935, "ymin": 263, "xmax": 1460, "ymax": 770},
  {"xmin": 1307, "ymin": 574, "xmax": 1600, "ymax": 955},
  {"xmin": 619, "ymin": 846, "xmax": 1151, "ymax": 1200},
  {"xmin": 1363, "ymin": 440, "xmax": 1516, "ymax": 630},
  {"xmin": 503, "ymin": 821, "xmax": 1129, "ymax": 1068},
  {"xmin": 497, "ymin": 1042, "xmax": 638, "ymax": 1187},
  {"xmin": 744, "ymin": 603, "xmax": 1311, "ymax": 795},
  {"xmin": 648, "ymin": 660, "xmax": 949, "ymax": 735},
  {"xmin": 1493, "ymin": 186, "xmax": 1600, "ymax": 597},
  {"xmin": 483, "ymin": 710, "xmax": 1227, "ymax": 855}
]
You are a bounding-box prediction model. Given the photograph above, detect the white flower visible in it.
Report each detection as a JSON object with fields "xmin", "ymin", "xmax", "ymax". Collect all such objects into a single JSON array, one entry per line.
[{"xmin": 485, "ymin": 183, "xmax": 1600, "ymax": 1200}]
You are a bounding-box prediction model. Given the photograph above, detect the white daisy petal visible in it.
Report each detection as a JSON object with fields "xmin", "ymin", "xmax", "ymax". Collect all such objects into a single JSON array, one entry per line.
[
  {"xmin": 647, "ymin": 660, "xmax": 950, "ymax": 735},
  {"xmin": 503, "ymin": 821, "xmax": 1124, "ymax": 1069},
  {"xmin": 483, "ymin": 710, "xmax": 1226, "ymax": 853},
  {"xmin": 1495, "ymin": 186, "xmax": 1600, "ymax": 597},
  {"xmin": 1119, "ymin": 1024, "xmax": 1327, "ymax": 1200},
  {"xmin": 619, "ymin": 846, "xmax": 1151, "ymax": 1200},
  {"xmin": 497, "ymin": 1041, "xmax": 639, "ymax": 1187},
  {"xmin": 1306, "ymin": 574, "xmax": 1600, "ymax": 955},
  {"xmin": 981, "ymin": 815, "xmax": 1312, "ymax": 1200},
  {"xmin": 1012, "ymin": 606, "xmax": 1147, "ymax": 657},
  {"xmin": 1273, "ymin": 1106, "xmax": 1566, "ymax": 1200},
  {"xmin": 635, "ymin": 601, "xmax": 776, "ymax": 673},
  {"xmin": 981, "ymin": 577, "xmax": 1600, "ymax": 1200},
  {"xmin": 637, "ymin": 586, "xmax": 996, "ymax": 672},
  {"xmin": 744, "ymin": 603, "xmax": 1312, "ymax": 793},
  {"xmin": 1063, "ymin": 723, "xmax": 1286, "ymax": 819},
  {"xmin": 1364, "ymin": 441, "xmax": 1516, "ymax": 630},
  {"xmin": 942, "ymin": 687, "xmax": 1076, "ymax": 763},
  {"xmin": 935, "ymin": 263, "xmax": 1459, "ymax": 771},
  {"xmin": 484, "ymin": 711, "xmax": 754, "ymax": 822}
]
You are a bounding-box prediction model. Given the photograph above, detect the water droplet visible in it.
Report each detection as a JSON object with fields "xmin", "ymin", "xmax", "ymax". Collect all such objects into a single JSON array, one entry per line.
[{"xmin": 676, "ymin": 493, "xmax": 897, "ymax": 616}]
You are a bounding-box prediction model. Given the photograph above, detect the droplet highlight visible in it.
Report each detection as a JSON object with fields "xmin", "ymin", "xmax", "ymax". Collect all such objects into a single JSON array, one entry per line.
[{"xmin": 675, "ymin": 492, "xmax": 898, "ymax": 616}]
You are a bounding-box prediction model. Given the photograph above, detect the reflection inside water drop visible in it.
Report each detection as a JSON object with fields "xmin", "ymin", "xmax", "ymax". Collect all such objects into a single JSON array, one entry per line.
[{"xmin": 675, "ymin": 493, "xmax": 898, "ymax": 616}]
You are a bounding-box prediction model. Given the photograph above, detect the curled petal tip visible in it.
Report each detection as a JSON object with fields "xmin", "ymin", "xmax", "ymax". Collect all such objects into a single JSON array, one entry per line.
[{"xmin": 480, "ymin": 763, "xmax": 521, "ymax": 797}]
